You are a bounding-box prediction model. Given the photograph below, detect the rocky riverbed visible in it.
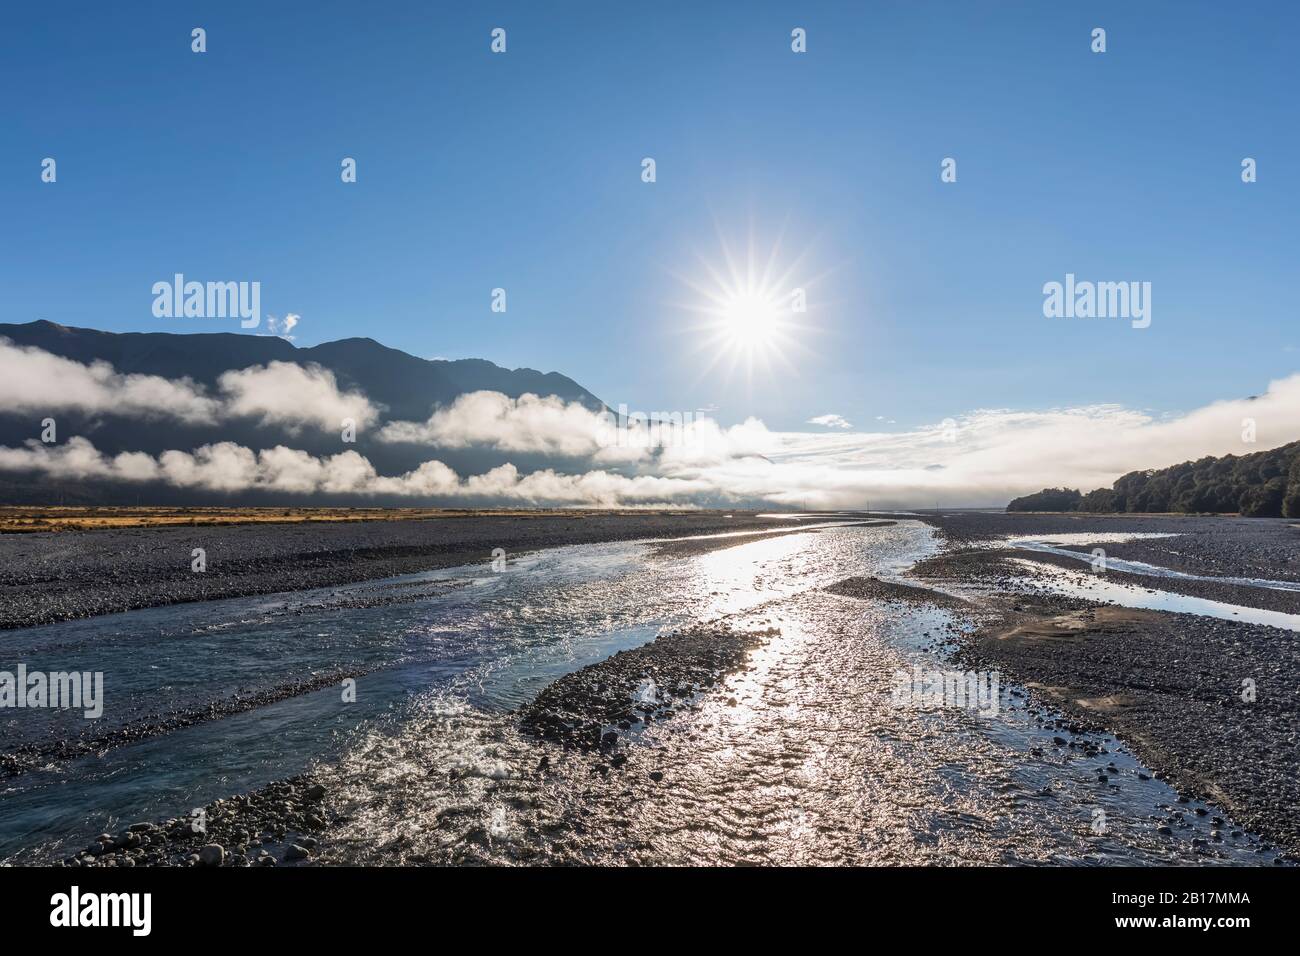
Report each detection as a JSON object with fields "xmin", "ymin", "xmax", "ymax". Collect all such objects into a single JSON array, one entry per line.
[
  {"xmin": 0, "ymin": 510, "xmax": 809, "ymax": 630},
  {"xmin": 14, "ymin": 510, "xmax": 1299, "ymax": 866},
  {"xmin": 913, "ymin": 511, "xmax": 1300, "ymax": 858},
  {"xmin": 63, "ymin": 776, "xmax": 330, "ymax": 868}
]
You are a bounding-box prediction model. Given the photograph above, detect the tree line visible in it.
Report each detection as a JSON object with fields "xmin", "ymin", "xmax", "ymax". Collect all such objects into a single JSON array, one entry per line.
[{"xmin": 1007, "ymin": 440, "xmax": 1300, "ymax": 517}]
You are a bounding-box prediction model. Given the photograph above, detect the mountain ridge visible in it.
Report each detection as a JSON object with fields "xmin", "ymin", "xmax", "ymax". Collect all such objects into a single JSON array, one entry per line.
[
  {"xmin": 1, "ymin": 320, "xmax": 603, "ymax": 421},
  {"xmin": 0, "ymin": 320, "xmax": 609, "ymax": 504}
]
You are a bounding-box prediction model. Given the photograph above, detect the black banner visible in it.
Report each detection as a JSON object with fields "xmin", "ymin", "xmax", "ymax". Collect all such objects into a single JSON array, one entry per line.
[{"xmin": 1, "ymin": 865, "xmax": 1291, "ymax": 941}]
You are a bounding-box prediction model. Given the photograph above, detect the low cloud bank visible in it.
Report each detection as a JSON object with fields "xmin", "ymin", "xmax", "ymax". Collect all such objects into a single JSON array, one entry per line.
[
  {"xmin": 0, "ymin": 338, "xmax": 220, "ymax": 424},
  {"xmin": 370, "ymin": 375, "xmax": 1300, "ymax": 507},
  {"xmin": 377, "ymin": 391, "xmax": 616, "ymax": 457},
  {"xmin": 759, "ymin": 373, "xmax": 1300, "ymax": 508},
  {"xmin": 0, "ymin": 436, "xmax": 709, "ymax": 505},
  {"xmin": 217, "ymin": 362, "xmax": 378, "ymax": 432},
  {"xmin": 378, "ymin": 391, "xmax": 780, "ymax": 469},
  {"xmin": 0, "ymin": 339, "xmax": 379, "ymax": 432},
  {"xmin": 3, "ymin": 336, "xmax": 1299, "ymax": 507}
]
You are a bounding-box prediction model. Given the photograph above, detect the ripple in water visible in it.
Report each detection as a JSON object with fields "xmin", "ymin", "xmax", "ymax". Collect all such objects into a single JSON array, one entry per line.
[{"xmin": 1, "ymin": 522, "xmax": 1279, "ymax": 865}]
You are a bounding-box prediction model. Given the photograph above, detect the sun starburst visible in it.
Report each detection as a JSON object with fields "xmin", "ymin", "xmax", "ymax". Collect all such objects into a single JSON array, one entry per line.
[{"xmin": 673, "ymin": 221, "xmax": 823, "ymax": 389}]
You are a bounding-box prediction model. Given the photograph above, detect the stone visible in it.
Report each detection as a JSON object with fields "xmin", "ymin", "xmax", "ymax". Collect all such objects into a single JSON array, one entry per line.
[{"xmin": 197, "ymin": 844, "xmax": 226, "ymax": 867}]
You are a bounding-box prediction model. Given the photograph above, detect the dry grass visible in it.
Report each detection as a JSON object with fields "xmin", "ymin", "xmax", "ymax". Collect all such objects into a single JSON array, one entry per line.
[{"xmin": 0, "ymin": 506, "xmax": 692, "ymax": 533}]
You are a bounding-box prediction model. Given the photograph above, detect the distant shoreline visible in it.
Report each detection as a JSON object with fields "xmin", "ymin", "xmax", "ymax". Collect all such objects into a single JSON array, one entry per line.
[{"xmin": 0, "ymin": 505, "xmax": 737, "ymax": 535}]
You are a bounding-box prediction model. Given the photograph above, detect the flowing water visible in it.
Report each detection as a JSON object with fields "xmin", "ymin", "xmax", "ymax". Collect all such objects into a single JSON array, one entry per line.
[
  {"xmin": 1005, "ymin": 533, "xmax": 1300, "ymax": 594},
  {"xmin": 1005, "ymin": 559, "xmax": 1300, "ymax": 632},
  {"xmin": 0, "ymin": 520, "xmax": 1282, "ymax": 865}
]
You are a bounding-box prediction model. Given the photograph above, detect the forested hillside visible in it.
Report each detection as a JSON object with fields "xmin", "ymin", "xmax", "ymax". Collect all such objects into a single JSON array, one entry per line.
[{"xmin": 1007, "ymin": 441, "xmax": 1300, "ymax": 517}]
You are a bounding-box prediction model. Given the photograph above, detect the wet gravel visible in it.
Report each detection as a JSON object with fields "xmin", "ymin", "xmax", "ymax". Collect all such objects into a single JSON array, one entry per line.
[
  {"xmin": 915, "ymin": 512, "xmax": 1300, "ymax": 858},
  {"xmin": 921, "ymin": 511, "xmax": 1300, "ymax": 583},
  {"xmin": 998, "ymin": 546, "xmax": 1300, "ymax": 614},
  {"xmin": 178, "ymin": 622, "xmax": 780, "ymax": 867},
  {"xmin": 21, "ymin": 513, "xmax": 1300, "ymax": 865},
  {"xmin": 518, "ymin": 623, "xmax": 770, "ymax": 753},
  {"xmin": 311, "ymin": 584, "xmax": 1280, "ymax": 866},
  {"xmin": 0, "ymin": 511, "xmax": 789, "ymax": 630},
  {"xmin": 824, "ymin": 575, "xmax": 969, "ymax": 607},
  {"xmin": 61, "ymin": 776, "xmax": 331, "ymax": 868}
]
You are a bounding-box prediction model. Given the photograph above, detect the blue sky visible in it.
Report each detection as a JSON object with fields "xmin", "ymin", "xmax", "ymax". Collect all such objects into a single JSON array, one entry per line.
[{"xmin": 3, "ymin": 0, "xmax": 1296, "ymax": 434}]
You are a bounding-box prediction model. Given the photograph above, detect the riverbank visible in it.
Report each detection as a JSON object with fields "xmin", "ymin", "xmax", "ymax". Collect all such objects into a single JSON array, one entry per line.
[
  {"xmin": 913, "ymin": 512, "xmax": 1300, "ymax": 858},
  {"xmin": 0, "ymin": 510, "xmax": 852, "ymax": 630}
]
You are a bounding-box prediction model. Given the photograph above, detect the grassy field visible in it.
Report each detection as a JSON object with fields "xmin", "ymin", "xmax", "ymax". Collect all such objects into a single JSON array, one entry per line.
[{"xmin": 0, "ymin": 506, "xmax": 701, "ymax": 533}]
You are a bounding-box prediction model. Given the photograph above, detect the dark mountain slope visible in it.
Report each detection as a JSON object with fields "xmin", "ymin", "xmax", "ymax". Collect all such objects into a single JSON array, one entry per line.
[
  {"xmin": 0, "ymin": 321, "xmax": 608, "ymax": 504},
  {"xmin": 1, "ymin": 320, "xmax": 600, "ymax": 412}
]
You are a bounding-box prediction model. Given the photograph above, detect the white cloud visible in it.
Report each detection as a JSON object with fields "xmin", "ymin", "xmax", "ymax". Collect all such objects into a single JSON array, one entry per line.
[
  {"xmin": 263, "ymin": 313, "xmax": 299, "ymax": 341},
  {"xmin": 0, "ymin": 337, "xmax": 220, "ymax": 424},
  {"xmin": 739, "ymin": 373, "xmax": 1300, "ymax": 508},
  {"xmin": 8, "ymin": 371, "xmax": 1298, "ymax": 509},
  {"xmin": 378, "ymin": 391, "xmax": 611, "ymax": 457},
  {"xmin": 0, "ymin": 340, "xmax": 378, "ymax": 434},
  {"xmin": 217, "ymin": 361, "xmax": 380, "ymax": 432},
  {"xmin": 0, "ymin": 437, "xmax": 164, "ymax": 484},
  {"xmin": 807, "ymin": 413, "xmax": 852, "ymax": 429},
  {"xmin": 4, "ymin": 337, "xmax": 1300, "ymax": 509},
  {"xmin": 0, "ymin": 436, "xmax": 708, "ymax": 506},
  {"xmin": 378, "ymin": 392, "xmax": 780, "ymax": 469}
]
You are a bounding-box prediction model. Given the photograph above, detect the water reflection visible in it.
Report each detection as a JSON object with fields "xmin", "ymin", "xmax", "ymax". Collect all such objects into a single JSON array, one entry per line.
[
  {"xmin": 1006, "ymin": 558, "xmax": 1300, "ymax": 632},
  {"xmin": 1006, "ymin": 536, "xmax": 1300, "ymax": 594},
  {"xmin": 1, "ymin": 520, "xmax": 1281, "ymax": 866},
  {"xmin": 316, "ymin": 523, "xmax": 1276, "ymax": 866}
]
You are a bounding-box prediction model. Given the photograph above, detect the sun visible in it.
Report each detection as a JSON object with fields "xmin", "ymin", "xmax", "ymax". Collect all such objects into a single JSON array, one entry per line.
[
  {"xmin": 675, "ymin": 223, "xmax": 821, "ymax": 387},
  {"xmin": 720, "ymin": 291, "xmax": 782, "ymax": 349}
]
